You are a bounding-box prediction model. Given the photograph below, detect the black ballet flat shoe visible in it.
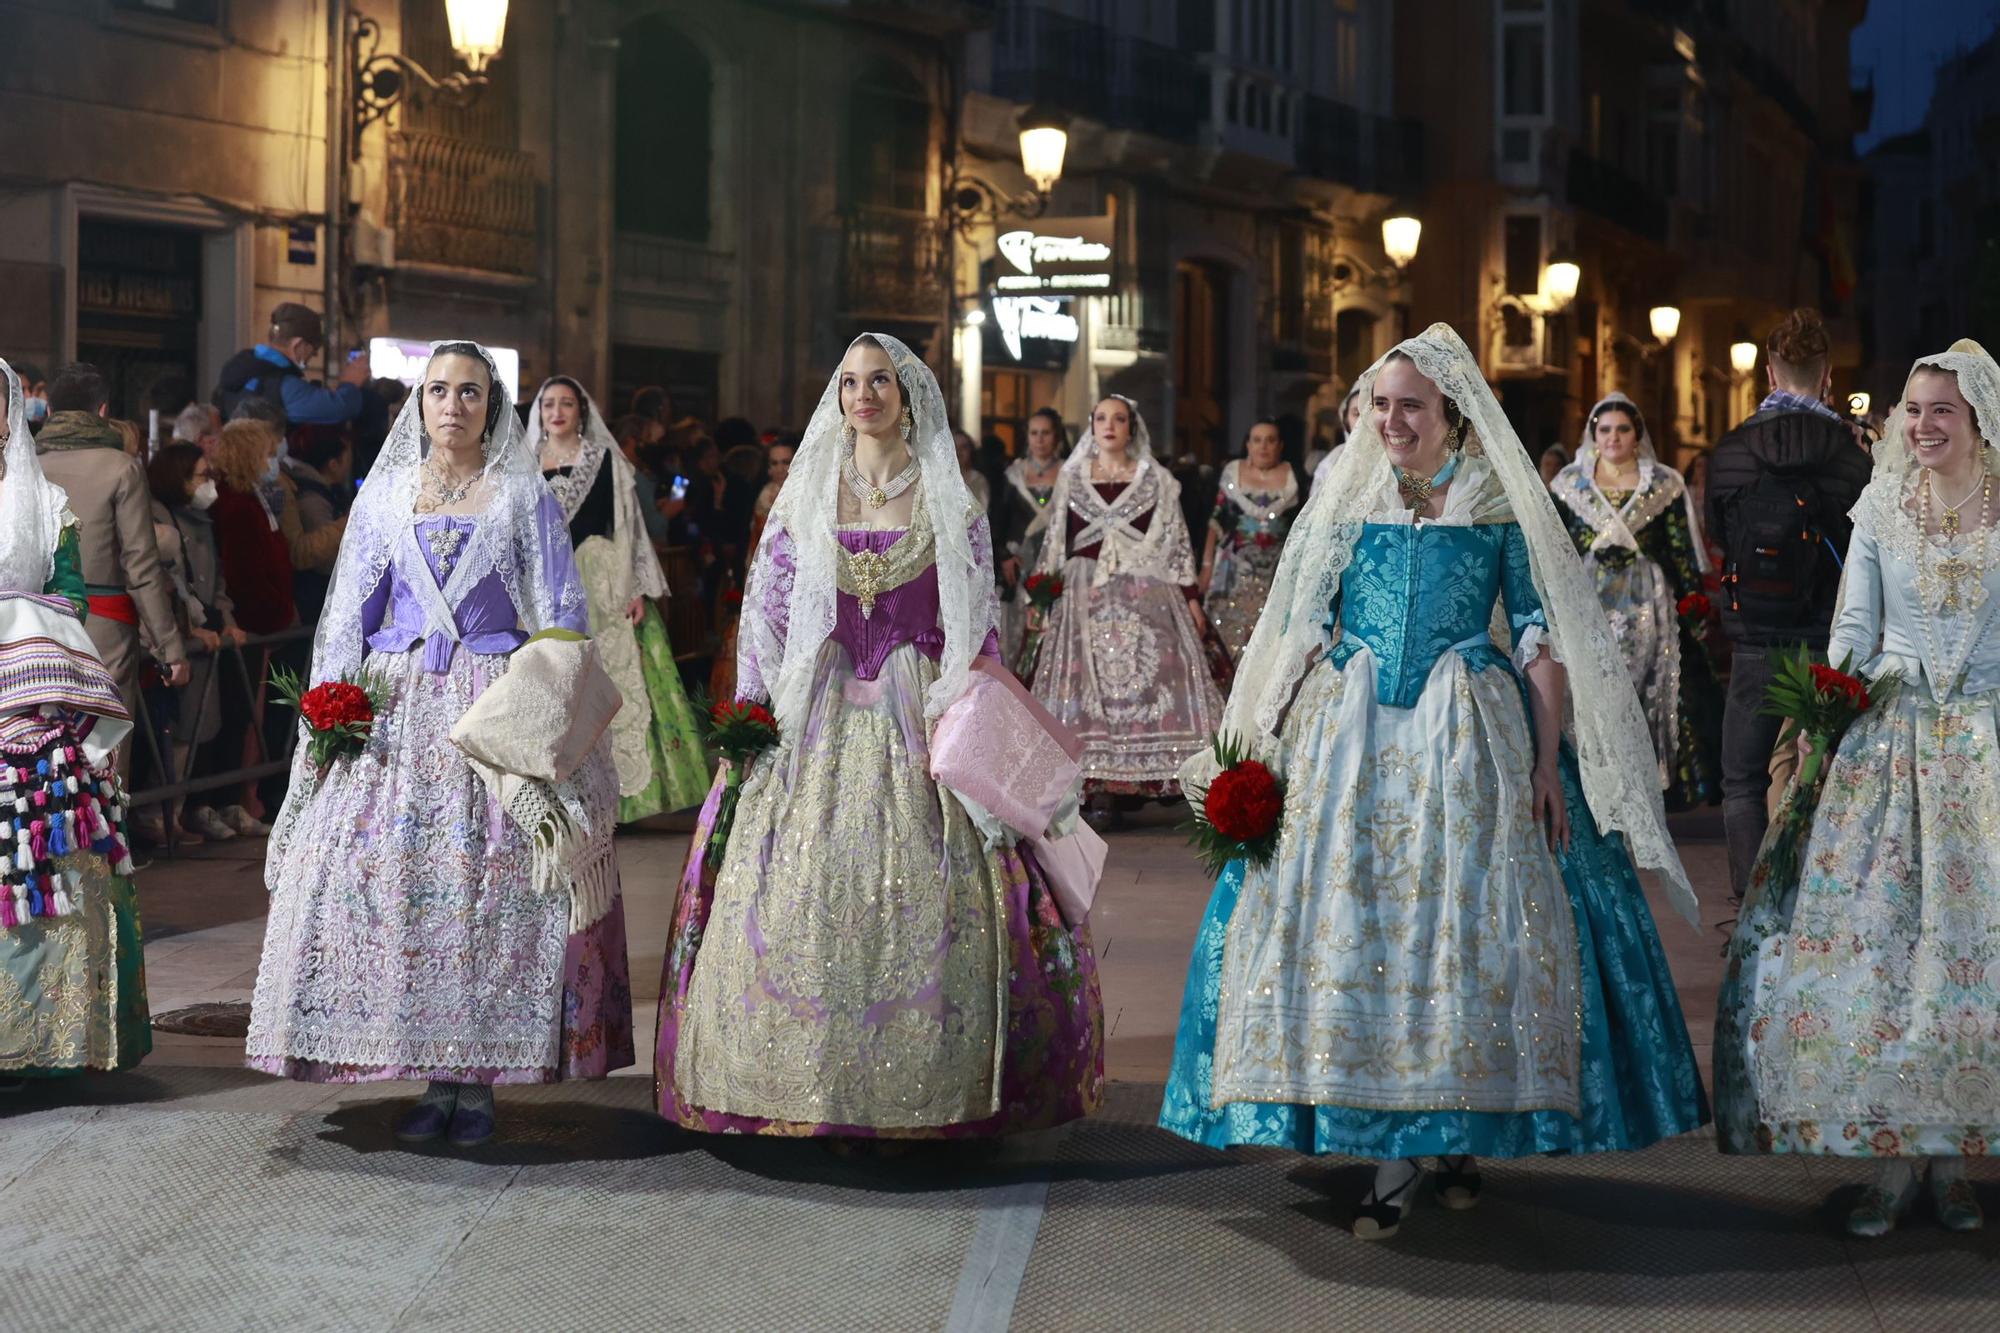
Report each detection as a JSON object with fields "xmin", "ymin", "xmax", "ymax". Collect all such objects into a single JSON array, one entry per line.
[
  {"xmin": 1353, "ymin": 1169, "xmax": 1421, "ymax": 1241},
  {"xmin": 1435, "ymin": 1155, "xmax": 1482, "ymax": 1210}
]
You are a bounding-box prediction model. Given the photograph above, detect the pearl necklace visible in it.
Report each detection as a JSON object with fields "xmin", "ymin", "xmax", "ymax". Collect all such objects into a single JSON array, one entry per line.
[
  {"xmin": 843, "ymin": 446, "xmax": 919, "ymax": 509},
  {"xmin": 1918, "ymin": 467, "xmax": 1993, "ymax": 694}
]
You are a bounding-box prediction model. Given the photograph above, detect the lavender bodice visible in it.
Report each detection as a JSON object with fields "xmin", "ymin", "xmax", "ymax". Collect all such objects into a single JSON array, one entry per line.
[
  {"xmin": 360, "ymin": 502, "xmax": 588, "ymax": 673},
  {"xmin": 834, "ymin": 527, "xmax": 951, "ymax": 680}
]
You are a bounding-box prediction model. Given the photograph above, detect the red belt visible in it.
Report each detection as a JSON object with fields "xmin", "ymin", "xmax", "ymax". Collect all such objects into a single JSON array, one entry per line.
[{"xmin": 87, "ymin": 594, "xmax": 138, "ymax": 625}]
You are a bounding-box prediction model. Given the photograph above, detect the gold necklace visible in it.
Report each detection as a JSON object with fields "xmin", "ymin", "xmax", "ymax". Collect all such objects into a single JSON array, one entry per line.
[
  {"xmin": 1919, "ymin": 469, "xmax": 1991, "ymax": 622},
  {"xmin": 1931, "ymin": 468, "xmax": 1984, "ymax": 536},
  {"xmin": 842, "ymin": 445, "xmax": 918, "ymax": 509}
]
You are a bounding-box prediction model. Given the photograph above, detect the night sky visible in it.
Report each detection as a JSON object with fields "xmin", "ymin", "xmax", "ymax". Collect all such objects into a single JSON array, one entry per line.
[{"xmin": 1852, "ymin": 0, "xmax": 2000, "ymax": 152}]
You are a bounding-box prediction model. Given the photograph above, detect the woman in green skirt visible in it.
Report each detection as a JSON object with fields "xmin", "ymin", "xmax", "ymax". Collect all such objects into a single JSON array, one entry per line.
[
  {"xmin": 0, "ymin": 356, "xmax": 150, "ymax": 1086},
  {"xmin": 530, "ymin": 376, "xmax": 710, "ymax": 819}
]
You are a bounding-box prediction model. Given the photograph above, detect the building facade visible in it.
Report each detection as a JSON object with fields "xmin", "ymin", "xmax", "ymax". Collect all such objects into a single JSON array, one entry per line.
[{"xmin": 1395, "ymin": 0, "xmax": 1870, "ymax": 465}]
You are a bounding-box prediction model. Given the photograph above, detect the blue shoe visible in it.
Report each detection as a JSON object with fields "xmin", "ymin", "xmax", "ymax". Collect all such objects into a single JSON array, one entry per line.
[
  {"xmin": 447, "ymin": 1101, "xmax": 496, "ymax": 1148},
  {"xmin": 393, "ymin": 1099, "xmax": 451, "ymax": 1143}
]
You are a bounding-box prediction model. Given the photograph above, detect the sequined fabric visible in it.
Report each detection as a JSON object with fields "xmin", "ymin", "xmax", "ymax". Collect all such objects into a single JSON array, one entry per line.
[
  {"xmin": 1160, "ymin": 519, "xmax": 1707, "ymax": 1158},
  {"xmin": 1203, "ymin": 466, "xmax": 1299, "ymax": 658},
  {"xmin": 1717, "ymin": 518, "xmax": 2000, "ymax": 1155}
]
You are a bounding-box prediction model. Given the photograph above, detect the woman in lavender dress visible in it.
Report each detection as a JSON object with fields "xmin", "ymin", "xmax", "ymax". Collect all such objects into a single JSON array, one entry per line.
[
  {"xmin": 248, "ymin": 343, "xmax": 633, "ymax": 1146},
  {"xmin": 655, "ymin": 333, "xmax": 1103, "ymax": 1139}
]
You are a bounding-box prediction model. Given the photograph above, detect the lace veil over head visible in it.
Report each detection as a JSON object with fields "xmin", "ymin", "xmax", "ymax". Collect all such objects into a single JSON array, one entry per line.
[
  {"xmin": 1035, "ymin": 395, "xmax": 1196, "ymax": 587},
  {"xmin": 314, "ymin": 341, "xmax": 581, "ymax": 680},
  {"xmin": 1193, "ymin": 322, "xmax": 1697, "ymax": 924},
  {"xmin": 1555, "ymin": 391, "xmax": 1710, "ymax": 572},
  {"xmin": 0, "ymin": 357, "xmax": 66, "ymax": 595},
  {"xmin": 737, "ymin": 332, "xmax": 990, "ymax": 731},
  {"xmin": 524, "ymin": 375, "xmax": 666, "ymax": 602},
  {"xmin": 1873, "ymin": 338, "xmax": 2000, "ymax": 479}
]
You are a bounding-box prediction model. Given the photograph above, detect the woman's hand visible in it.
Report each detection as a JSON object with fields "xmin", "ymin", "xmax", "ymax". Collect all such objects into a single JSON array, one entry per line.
[
  {"xmin": 1531, "ymin": 760, "xmax": 1570, "ymax": 854},
  {"xmin": 1187, "ymin": 598, "xmax": 1207, "ymax": 633},
  {"xmin": 1197, "ymin": 565, "xmax": 1213, "ymax": 598},
  {"xmin": 191, "ymin": 627, "xmax": 222, "ymax": 653},
  {"xmin": 222, "ymin": 624, "xmax": 249, "ymax": 648},
  {"xmin": 1001, "ymin": 556, "xmax": 1020, "ymax": 589},
  {"xmin": 626, "ymin": 596, "xmax": 647, "ymax": 626}
]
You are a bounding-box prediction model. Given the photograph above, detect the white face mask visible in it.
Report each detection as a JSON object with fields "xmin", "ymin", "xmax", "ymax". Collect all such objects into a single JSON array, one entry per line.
[{"xmin": 190, "ymin": 479, "xmax": 218, "ymax": 510}]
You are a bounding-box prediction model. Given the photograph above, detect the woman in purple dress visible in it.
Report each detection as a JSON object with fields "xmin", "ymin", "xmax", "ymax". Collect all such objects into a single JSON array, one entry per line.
[
  {"xmin": 655, "ymin": 333, "xmax": 1103, "ymax": 1139},
  {"xmin": 248, "ymin": 342, "xmax": 633, "ymax": 1146}
]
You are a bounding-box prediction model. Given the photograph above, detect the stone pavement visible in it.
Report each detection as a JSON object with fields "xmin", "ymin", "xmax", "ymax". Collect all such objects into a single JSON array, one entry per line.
[{"xmin": 3, "ymin": 808, "xmax": 1997, "ymax": 1332}]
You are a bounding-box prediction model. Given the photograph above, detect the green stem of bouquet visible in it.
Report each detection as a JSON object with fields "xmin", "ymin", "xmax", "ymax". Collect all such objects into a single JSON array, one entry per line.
[
  {"xmin": 1761, "ymin": 731, "xmax": 1830, "ymax": 903},
  {"xmin": 708, "ymin": 763, "xmax": 745, "ymax": 862}
]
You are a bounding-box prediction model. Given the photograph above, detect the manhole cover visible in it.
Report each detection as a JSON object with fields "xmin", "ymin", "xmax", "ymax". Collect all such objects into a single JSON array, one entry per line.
[{"xmin": 151, "ymin": 1002, "xmax": 251, "ymax": 1037}]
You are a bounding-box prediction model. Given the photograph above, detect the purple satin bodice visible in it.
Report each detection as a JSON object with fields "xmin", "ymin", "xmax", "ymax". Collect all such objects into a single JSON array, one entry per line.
[
  {"xmin": 360, "ymin": 500, "xmax": 588, "ymax": 673},
  {"xmin": 834, "ymin": 527, "xmax": 953, "ymax": 680}
]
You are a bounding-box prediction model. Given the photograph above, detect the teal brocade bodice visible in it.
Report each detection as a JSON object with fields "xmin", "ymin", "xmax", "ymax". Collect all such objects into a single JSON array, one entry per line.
[{"xmin": 1326, "ymin": 521, "xmax": 1548, "ymax": 708}]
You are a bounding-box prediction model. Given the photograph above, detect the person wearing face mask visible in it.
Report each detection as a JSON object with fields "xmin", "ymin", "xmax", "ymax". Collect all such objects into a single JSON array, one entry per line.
[
  {"xmin": 1200, "ymin": 418, "xmax": 1304, "ymax": 659},
  {"xmin": 1550, "ymin": 394, "xmax": 1721, "ymax": 810},
  {"xmin": 1159, "ymin": 325, "xmax": 1705, "ymax": 1241},
  {"xmin": 1715, "ymin": 340, "xmax": 2000, "ymax": 1239},
  {"xmin": 33, "ymin": 361, "xmax": 189, "ymax": 775},
  {"xmin": 1030, "ymin": 394, "xmax": 1228, "ymax": 825},
  {"xmin": 0, "ymin": 357, "xmax": 152, "ymax": 1090},
  {"xmin": 143, "ymin": 443, "xmax": 251, "ymax": 845}
]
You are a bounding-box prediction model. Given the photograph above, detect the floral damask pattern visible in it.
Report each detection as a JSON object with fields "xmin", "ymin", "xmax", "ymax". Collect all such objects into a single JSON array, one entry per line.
[
  {"xmin": 1721, "ymin": 683, "xmax": 2000, "ymax": 1155},
  {"xmin": 1032, "ymin": 556, "xmax": 1223, "ymax": 792},
  {"xmin": 665, "ymin": 637, "xmax": 1103, "ymax": 1134},
  {"xmin": 1163, "ymin": 517, "xmax": 1706, "ymax": 1159}
]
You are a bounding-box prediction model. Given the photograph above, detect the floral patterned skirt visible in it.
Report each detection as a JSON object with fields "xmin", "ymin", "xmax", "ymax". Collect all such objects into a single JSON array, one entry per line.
[
  {"xmin": 1717, "ymin": 680, "xmax": 2000, "ymax": 1156},
  {"xmin": 248, "ymin": 645, "xmax": 634, "ymax": 1085},
  {"xmin": 1030, "ymin": 557, "xmax": 1225, "ymax": 798},
  {"xmin": 1160, "ymin": 648, "xmax": 1708, "ymax": 1159},
  {"xmin": 656, "ymin": 641, "xmax": 1103, "ymax": 1136}
]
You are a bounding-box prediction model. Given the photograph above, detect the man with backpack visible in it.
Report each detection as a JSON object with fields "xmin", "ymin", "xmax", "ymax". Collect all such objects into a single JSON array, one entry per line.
[
  {"xmin": 213, "ymin": 302, "xmax": 370, "ymax": 427},
  {"xmin": 1706, "ymin": 308, "xmax": 1873, "ymax": 904}
]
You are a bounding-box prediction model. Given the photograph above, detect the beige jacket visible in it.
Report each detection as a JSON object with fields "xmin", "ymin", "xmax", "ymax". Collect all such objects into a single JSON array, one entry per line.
[{"xmin": 35, "ymin": 411, "xmax": 186, "ymax": 666}]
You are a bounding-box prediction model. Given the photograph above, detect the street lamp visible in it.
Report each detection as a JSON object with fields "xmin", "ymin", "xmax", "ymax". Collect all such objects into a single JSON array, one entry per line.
[
  {"xmin": 1541, "ymin": 249, "xmax": 1580, "ymax": 311},
  {"xmin": 1848, "ymin": 391, "xmax": 1871, "ymax": 417},
  {"xmin": 945, "ymin": 105, "xmax": 1073, "ymax": 238},
  {"xmin": 1730, "ymin": 339, "xmax": 1759, "ymax": 374},
  {"xmin": 1382, "ymin": 215, "xmax": 1422, "ymax": 270},
  {"xmin": 349, "ymin": 0, "xmax": 509, "ymax": 157},
  {"xmin": 1649, "ymin": 305, "xmax": 1682, "ymax": 344}
]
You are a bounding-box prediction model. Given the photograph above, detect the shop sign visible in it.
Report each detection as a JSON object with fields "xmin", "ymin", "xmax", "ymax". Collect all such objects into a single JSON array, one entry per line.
[
  {"xmin": 993, "ymin": 216, "xmax": 1114, "ymax": 293},
  {"xmin": 990, "ymin": 295, "xmax": 1079, "ymax": 365},
  {"xmin": 369, "ymin": 337, "xmax": 520, "ymax": 402}
]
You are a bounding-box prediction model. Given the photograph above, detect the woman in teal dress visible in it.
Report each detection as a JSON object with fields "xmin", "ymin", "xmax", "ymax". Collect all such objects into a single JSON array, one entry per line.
[
  {"xmin": 529, "ymin": 376, "xmax": 710, "ymax": 820},
  {"xmin": 1160, "ymin": 325, "xmax": 1706, "ymax": 1240},
  {"xmin": 0, "ymin": 357, "xmax": 150, "ymax": 1087}
]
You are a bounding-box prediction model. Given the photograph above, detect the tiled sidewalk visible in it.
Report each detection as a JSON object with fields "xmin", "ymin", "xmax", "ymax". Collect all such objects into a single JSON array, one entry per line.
[{"xmin": 6, "ymin": 810, "xmax": 1994, "ymax": 1331}]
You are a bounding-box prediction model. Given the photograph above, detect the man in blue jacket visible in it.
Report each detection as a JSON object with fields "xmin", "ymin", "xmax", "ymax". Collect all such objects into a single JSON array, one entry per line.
[{"xmin": 213, "ymin": 302, "xmax": 370, "ymax": 426}]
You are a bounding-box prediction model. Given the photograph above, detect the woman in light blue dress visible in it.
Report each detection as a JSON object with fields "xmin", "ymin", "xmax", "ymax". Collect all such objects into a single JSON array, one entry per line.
[
  {"xmin": 1716, "ymin": 339, "xmax": 2000, "ymax": 1238},
  {"xmin": 1160, "ymin": 324, "xmax": 1707, "ymax": 1240}
]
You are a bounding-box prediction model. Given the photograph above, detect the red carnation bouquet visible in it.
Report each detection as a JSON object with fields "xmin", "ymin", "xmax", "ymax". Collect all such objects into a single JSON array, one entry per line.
[
  {"xmin": 270, "ymin": 665, "xmax": 388, "ymax": 771},
  {"xmin": 1019, "ymin": 573, "xmax": 1066, "ymax": 678},
  {"xmin": 1023, "ymin": 572, "xmax": 1064, "ymax": 611},
  {"xmin": 1757, "ymin": 645, "xmax": 1891, "ymax": 892},
  {"xmin": 1676, "ymin": 591, "xmax": 1713, "ymax": 641},
  {"xmin": 1183, "ymin": 733, "xmax": 1285, "ymax": 878},
  {"xmin": 704, "ymin": 698, "xmax": 782, "ymax": 857}
]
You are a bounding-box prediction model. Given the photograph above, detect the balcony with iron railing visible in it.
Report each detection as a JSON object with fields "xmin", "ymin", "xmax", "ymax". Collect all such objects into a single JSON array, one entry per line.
[
  {"xmin": 389, "ymin": 131, "xmax": 538, "ymax": 276},
  {"xmin": 989, "ymin": 5, "xmax": 1207, "ymax": 143},
  {"xmin": 1297, "ymin": 98, "xmax": 1426, "ymax": 197},
  {"xmin": 838, "ymin": 207, "xmax": 947, "ymax": 320}
]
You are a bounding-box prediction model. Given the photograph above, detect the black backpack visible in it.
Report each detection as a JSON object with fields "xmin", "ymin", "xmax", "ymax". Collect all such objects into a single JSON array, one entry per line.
[{"xmin": 1718, "ymin": 472, "xmax": 1835, "ymax": 625}]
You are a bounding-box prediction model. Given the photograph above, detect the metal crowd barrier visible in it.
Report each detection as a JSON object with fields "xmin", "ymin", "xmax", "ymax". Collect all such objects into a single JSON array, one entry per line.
[{"xmin": 125, "ymin": 624, "xmax": 315, "ymax": 856}]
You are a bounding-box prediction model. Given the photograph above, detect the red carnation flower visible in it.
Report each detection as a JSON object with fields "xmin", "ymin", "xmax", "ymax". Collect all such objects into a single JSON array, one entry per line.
[
  {"xmin": 1677, "ymin": 592, "xmax": 1711, "ymax": 619},
  {"xmin": 1203, "ymin": 760, "xmax": 1282, "ymax": 843},
  {"xmin": 300, "ymin": 681, "xmax": 373, "ymax": 731}
]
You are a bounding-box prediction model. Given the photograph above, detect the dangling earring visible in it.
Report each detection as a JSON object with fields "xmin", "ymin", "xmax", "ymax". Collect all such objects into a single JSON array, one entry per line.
[
  {"xmin": 1443, "ymin": 422, "xmax": 1461, "ymax": 456},
  {"xmin": 841, "ymin": 421, "xmax": 857, "ymax": 451},
  {"xmin": 899, "ymin": 403, "xmax": 914, "ymax": 442}
]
